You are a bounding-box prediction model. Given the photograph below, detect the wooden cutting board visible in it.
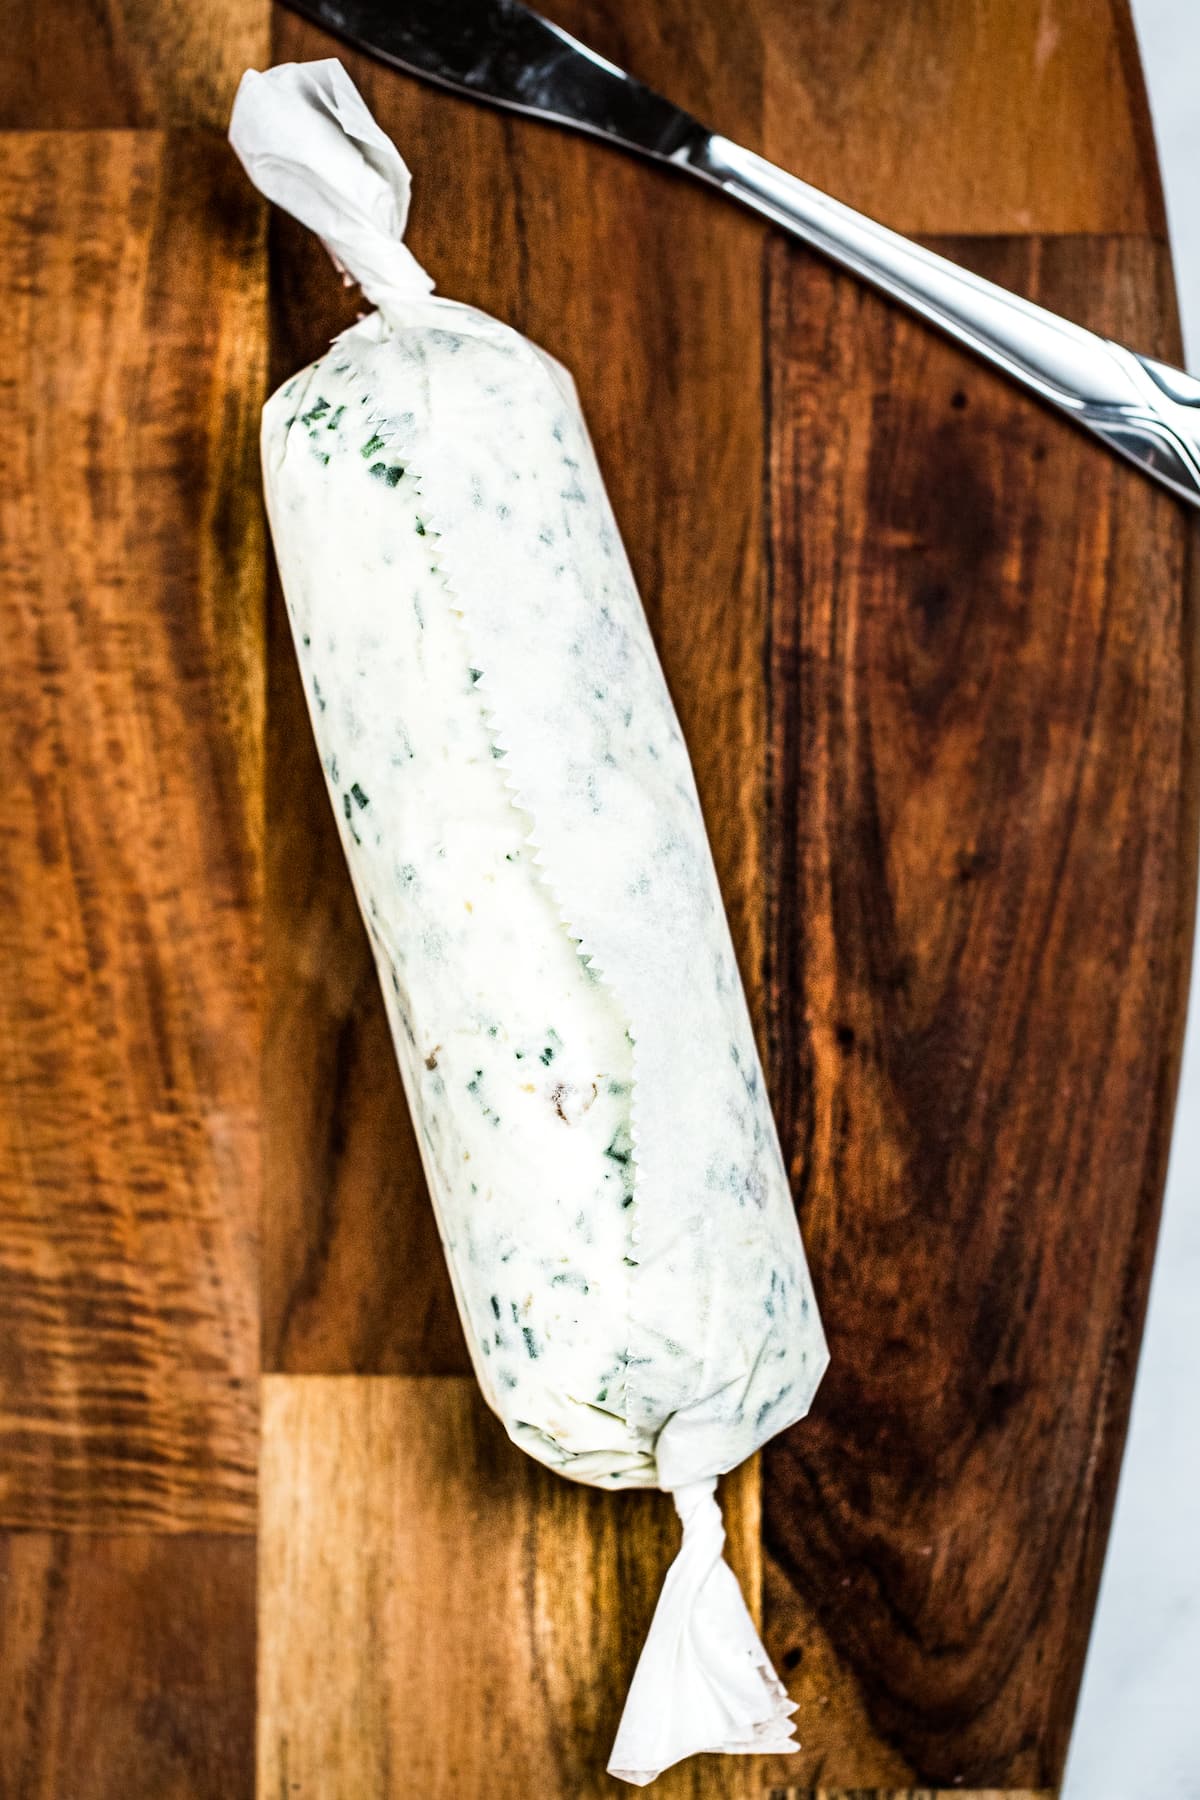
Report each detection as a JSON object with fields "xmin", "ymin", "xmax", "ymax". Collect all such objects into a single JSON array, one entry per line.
[{"xmin": 1, "ymin": 3, "xmax": 1195, "ymax": 1796}]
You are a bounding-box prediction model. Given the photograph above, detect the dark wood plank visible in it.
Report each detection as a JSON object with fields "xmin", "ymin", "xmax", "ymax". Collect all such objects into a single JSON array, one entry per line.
[
  {"xmin": 258, "ymin": 1376, "xmax": 760, "ymax": 1799},
  {"xmin": 264, "ymin": 1, "xmax": 770, "ymax": 1373},
  {"xmin": 0, "ymin": 2, "xmax": 268, "ymax": 128},
  {"xmin": 760, "ymin": 232, "xmax": 1196, "ymax": 1789},
  {"xmin": 0, "ymin": 129, "xmax": 264, "ymax": 1531},
  {"xmin": 765, "ymin": 1792, "xmax": 1053, "ymax": 1799},
  {"xmin": 0, "ymin": 1532, "xmax": 255, "ymax": 1800}
]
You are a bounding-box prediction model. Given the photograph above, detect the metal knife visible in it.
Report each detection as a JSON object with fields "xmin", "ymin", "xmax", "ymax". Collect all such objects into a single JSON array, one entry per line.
[{"xmin": 284, "ymin": 0, "xmax": 1200, "ymax": 508}]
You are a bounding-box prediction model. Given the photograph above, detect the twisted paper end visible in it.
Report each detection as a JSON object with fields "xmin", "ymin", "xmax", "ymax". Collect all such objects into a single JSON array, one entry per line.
[
  {"xmin": 608, "ymin": 1479, "xmax": 799, "ymax": 1787},
  {"xmin": 228, "ymin": 60, "xmax": 435, "ymax": 319}
]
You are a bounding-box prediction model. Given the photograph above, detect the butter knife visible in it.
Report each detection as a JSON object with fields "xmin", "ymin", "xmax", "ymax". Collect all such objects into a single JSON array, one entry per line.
[{"xmin": 285, "ymin": 0, "xmax": 1200, "ymax": 507}]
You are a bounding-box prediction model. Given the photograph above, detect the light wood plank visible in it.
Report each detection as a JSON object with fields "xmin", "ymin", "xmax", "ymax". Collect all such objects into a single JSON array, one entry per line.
[
  {"xmin": 259, "ymin": 1375, "xmax": 762, "ymax": 1798},
  {"xmin": 756, "ymin": 0, "xmax": 1161, "ymax": 236},
  {"xmin": 0, "ymin": 130, "xmax": 265, "ymax": 1531}
]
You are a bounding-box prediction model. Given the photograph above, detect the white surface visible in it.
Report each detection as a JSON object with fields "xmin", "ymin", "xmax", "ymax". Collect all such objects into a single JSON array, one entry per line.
[{"xmin": 1063, "ymin": 4, "xmax": 1200, "ymax": 1796}]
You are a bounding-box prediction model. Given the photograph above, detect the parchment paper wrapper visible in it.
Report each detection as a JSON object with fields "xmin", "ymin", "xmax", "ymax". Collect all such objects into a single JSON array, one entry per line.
[{"xmin": 230, "ymin": 60, "xmax": 828, "ymax": 1786}]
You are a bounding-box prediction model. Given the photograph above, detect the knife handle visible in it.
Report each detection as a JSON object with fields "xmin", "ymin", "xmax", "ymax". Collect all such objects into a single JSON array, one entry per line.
[{"xmin": 681, "ymin": 133, "xmax": 1200, "ymax": 507}]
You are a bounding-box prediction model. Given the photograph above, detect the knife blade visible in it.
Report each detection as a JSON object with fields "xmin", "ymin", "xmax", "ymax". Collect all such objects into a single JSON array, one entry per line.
[
  {"xmin": 281, "ymin": 0, "xmax": 1200, "ymax": 507},
  {"xmin": 289, "ymin": 0, "xmax": 706, "ymax": 160}
]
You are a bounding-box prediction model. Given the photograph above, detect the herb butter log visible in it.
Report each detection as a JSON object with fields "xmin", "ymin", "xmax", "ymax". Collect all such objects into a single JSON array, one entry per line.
[{"xmin": 231, "ymin": 60, "xmax": 828, "ymax": 1787}]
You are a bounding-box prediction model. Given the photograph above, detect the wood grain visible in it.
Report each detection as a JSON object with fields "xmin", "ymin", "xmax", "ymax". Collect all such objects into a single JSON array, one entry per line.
[
  {"xmin": 760, "ymin": 233, "xmax": 1196, "ymax": 1788},
  {"xmin": 756, "ymin": 0, "xmax": 1163, "ymax": 237},
  {"xmin": 265, "ymin": 1, "xmax": 770, "ymax": 1373},
  {"xmin": 0, "ymin": 1531, "xmax": 255, "ymax": 1800},
  {"xmin": 2, "ymin": 0, "xmax": 1186, "ymax": 1793},
  {"xmin": 258, "ymin": 1375, "xmax": 761, "ymax": 1799},
  {"xmin": 0, "ymin": 1, "xmax": 268, "ymax": 128},
  {"xmin": 0, "ymin": 129, "xmax": 264, "ymax": 1530}
]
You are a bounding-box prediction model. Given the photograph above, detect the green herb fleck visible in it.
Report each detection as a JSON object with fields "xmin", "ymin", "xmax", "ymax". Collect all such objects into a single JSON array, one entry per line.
[
  {"xmin": 415, "ymin": 518, "xmax": 427, "ymax": 536},
  {"xmin": 361, "ymin": 432, "xmax": 387, "ymax": 458},
  {"xmin": 521, "ymin": 1327, "xmax": 538, "ymax": 1359},
  {"xmin": 350, "ymin": 782, "xmax": 369, "ymax": 809},
  {"xmin": 605, "ymin": 1123, "xmax": 633, "ymax": 1166},
  {"xmin": 369, "ymin": 460, "xmax": 405, "ymax": 486}
]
